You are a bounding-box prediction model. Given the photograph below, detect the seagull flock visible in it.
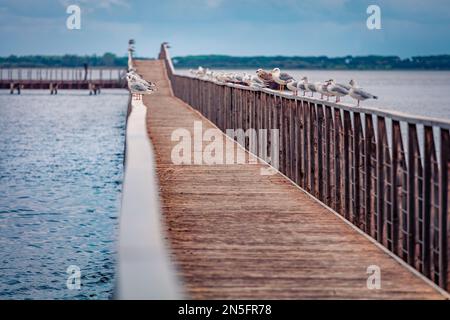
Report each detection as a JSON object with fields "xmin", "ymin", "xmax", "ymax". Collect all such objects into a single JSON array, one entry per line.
[
  {"xmin": 189, "ymin": 67, "xmax": 378, "ymax": 106},
  {"xmin": 126, "ymin": 40, "xmax": 157, "ymax": 100}
]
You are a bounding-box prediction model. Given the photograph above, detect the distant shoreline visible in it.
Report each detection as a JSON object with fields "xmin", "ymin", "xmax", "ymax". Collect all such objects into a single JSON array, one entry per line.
[
  {"xmin": 1, "ymin": 54, "xmax": 450, "ymax": 70},
  {"xmin": 172, "ymin": 54, "xmax": 450, "ymax": 71}
]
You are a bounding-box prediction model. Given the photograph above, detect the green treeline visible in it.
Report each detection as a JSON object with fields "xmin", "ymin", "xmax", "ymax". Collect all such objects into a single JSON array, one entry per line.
[
  {"xmin": 2, "ymin": 53, "xmax": 450, "ymax": 70},
  {"xmin": 0, "ymin": 53, "xmax": 151, "ymax": 68},
  {"xmin": 172, "ymin": 54, "xmax": 450, "ymax": 70}
]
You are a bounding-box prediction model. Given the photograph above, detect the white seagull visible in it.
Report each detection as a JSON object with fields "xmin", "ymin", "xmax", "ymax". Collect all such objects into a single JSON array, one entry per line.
[
  {"xmin": 301, "ymin": 77, "xmax": 318, "ymax": 97},
  {"xmin": 126, "ymin": 74, "xmax": 157, "ymax": 100},
  {"xmin": 348, "ymin": 79, "xmax": 378, "ymax": 106},
  {"xmin": 271, "ymin": 68, "xmax": 295, "ymax": 91},
  {"xmin": 314, "ymin": 81, "xmax": 333, "ymax": 100},
  {"xmin": 286, "ymin": 79, "xmax": 300, "ymax": 96},
  {"xmin": 326, "ymin": 79, "xmax": 349, "ymax": 103}
]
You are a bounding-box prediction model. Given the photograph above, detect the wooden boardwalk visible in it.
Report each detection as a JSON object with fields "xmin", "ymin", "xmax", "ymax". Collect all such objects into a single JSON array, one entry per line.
[{"xmin": 135, "ymin": 59, "xmax": 448, "ymax": 299}]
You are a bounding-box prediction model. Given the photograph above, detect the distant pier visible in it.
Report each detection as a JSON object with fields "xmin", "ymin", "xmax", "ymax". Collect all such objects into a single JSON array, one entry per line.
[{"xmin": 0, "ymin": 67, "xmax": 127, "ymax": 93}]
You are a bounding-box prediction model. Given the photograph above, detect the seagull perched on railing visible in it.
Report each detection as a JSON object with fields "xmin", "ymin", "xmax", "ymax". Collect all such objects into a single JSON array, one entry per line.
[
  {"xmin": 244, "ymin": 73, "xmax": 265, "ymax": 88},
  {"xmin": 301, "ymin": 77, "xmax": 317, "ymax": 97},
  {"xmin": 314, "ymin": 81, "xmax": 333, "ymax": 100},
  {"xmin": 348, "ymin": 79, "xmax": 378, "ymax": 106},
  {"xmin": 326, "ymin": 79, "xmax": 349, "ymax": 103},
  {"xmin": 286, "ymin": 79, "xmax": 300, "ymax": 96},
  {"xmin": 271, "ymin": 68, "xmax": 295, "ymax": 92},
  {"xmin": 126, "ymin": 73, "xmax": 157, "ymax": 100}
]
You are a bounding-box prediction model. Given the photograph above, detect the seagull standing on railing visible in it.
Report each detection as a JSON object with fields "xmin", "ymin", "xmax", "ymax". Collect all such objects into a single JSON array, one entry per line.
[
  {"xmin": 256, "ymin": 68, "xmax": 272, "ymax": 82},
  {"xmin": 314, "ymin": 81, "xmax": 332, "ymax": 100},
  {"xmin": 326, "ymin": 79, "xmax": 349, "ymax": 103},
  {"xmin": 348, "ymin": 79, "xmax": 378, "ymax": 106},
  {"xmin": 126, "ymin": 73, "xmax": 157, "ymax": 100},
  {"xmin": 195, "ymin": 66, "xmax": 207, "ymax": 77},
  {"xmin": 244, "ymin": 73, "xmax": 265, "ymax": 88},
  {"xmin": 297, "ymin": 79, "xmax": 307, "ymax": 96},
  {"xmin": 302, "ymin": 77, "xmax": 318, "ymax": 97},
  {"xmin": 286, "ymin": 79, "xmax": 300, "ymax": 96},
  {"xmin": 271, "ymin": 68, "xmax": 295, "ymax": 92}
]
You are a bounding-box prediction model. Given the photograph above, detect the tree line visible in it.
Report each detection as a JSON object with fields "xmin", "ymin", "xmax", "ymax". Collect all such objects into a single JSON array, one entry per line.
[
  {"xmin": 1, "ymin": 53, "xmax": 450, "ymax": 70},
  {"xmin": 0, "ymin": 53, "xmax": 151, "ymax": 68},
  {"xmin": 172, "ymin": 54, "xmax": 450, "ymax": 70}
]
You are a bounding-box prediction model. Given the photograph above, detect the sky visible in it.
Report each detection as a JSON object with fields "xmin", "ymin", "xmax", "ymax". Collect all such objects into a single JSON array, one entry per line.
[{"xmin": 0, "ymin": 0, "xmax": 449, "ymax": 58}]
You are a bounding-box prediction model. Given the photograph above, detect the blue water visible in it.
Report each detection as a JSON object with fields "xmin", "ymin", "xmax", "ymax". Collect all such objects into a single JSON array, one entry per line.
[{"xmin": 0, "ymin": 89, "xmax": 128, "ymax": 299}]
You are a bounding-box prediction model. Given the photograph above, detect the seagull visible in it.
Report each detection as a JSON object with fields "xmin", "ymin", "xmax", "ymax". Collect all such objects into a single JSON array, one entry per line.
[
  {"xmin": 195, "ymin": 66, "xmax": 206, "ymax": 77},
  {"xmin": 301, "ymin": 77, "xmax": 317, "ymax": 97},
  {"xmin": 326, "ymin": 79, "xmax": 349, "ymax": 103},
  {"xmin": 286, "ymin": 79, "xmax": 300, "ymax": 96},
  {"xmin": 127, "ymin": 72, "xmax": 154, "ymax": 88},
  {"xmin": 297, "ymin": 79, "xmax": 307, "ymax": 96},
  {"xmin": 348, "ymin": 79, "xmax": 378, "ymax": 106},
  {"xmin": 314, "ymin": 81, "xmax": 333, "ymax": 100},
  {"xmin": 256, "ymin": 69, "xmax": 273, "ymax": 82},
  {"xmin": 271, "ymin": 68, "xmax": 295, "ymax": 91},
  {"xmin": 256, "ymin": 69, "xmax": 280, "ymax": 90},
  {"xmin": 127, "ymin": 74, "xmax": 157, "ymax": 100},
  {"xmin": 243, "ymin": 73, "xmax": 265, "ymax": 88}
]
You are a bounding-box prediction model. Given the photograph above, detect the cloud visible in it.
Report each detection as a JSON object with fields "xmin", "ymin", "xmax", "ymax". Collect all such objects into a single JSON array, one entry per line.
[
  {"xmin": 205, "ymin": 0, "xmax": 223, "ymax": 8},
  {"xmin": 58, "ymin": 0, "xmax": 130, "ymax": 12}
]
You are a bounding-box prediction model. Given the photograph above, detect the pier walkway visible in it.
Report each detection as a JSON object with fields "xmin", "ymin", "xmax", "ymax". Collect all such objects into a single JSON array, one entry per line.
[{"xmin": 134, "ymin": 59, "xmax": 448, "ymax": 299}]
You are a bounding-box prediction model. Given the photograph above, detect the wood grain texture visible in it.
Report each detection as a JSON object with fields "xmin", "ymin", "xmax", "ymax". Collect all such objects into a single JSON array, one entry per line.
[{"xmin": 135, "ymin": 59, "xmax": 447, "ymax": 299}]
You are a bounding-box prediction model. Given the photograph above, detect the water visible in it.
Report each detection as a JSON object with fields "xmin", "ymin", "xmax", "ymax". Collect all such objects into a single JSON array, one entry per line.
[
  {"xmin": 178, "ymin": 70, "xmax": 450, "ymax": 120},
  {"xmin": 0, "ymin": 89, "xmax": 128, "ymax": 299}
]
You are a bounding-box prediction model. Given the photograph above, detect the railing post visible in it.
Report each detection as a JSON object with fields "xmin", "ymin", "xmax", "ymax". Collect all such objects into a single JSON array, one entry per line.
[
  {"xmin": 343, "ymin": 110, "xmax": 352, "ymax": 220},
  {"xmin": 325, "ymin": 106, "xmax": 333, "ymax": 205},
  {"xmin": 334, "ymin": 108, "xmax": 342, "ymax": 213},
  {"xmin": 353, "ymin": 113, "xmax": 362, "ymax": 228},
  {"xmin": 439, "ymin": 129, "xmax": 449, "ymax": 290},
  {"xmin": 317, "ymin": 104, "xmax": 324, "ymax": 201},
  {"xmin": 310, "ymin": 103, "xmax": 317, "ymax": 197},
  {"xmin": 423, "ymin": 126, "xmax": 434, "ymax": 278}
]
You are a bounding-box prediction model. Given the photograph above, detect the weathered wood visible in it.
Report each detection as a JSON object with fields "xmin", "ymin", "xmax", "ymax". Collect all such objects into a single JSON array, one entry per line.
[
  {"xmin": 407, "ymin": 124, "xmax": 421, "ymax": 268},
  {"xmin": 343, "ymin": 110, "xmax": 352, "ymax": 220},
  {"xmin": 136, "ymin": 59, "xmax": 448, "ymax": 299},
  {"xmin": 158, "ymin": 46, "xmax": 450, "ymax": 293},
  {"xmin": 334, "ymin": 109, "xmax": 343, "ymax": 213},
  {"xmin": 440, "ymin": 129, "xmax": 449, "ymax": 290},
  {"xmin": 423, "ymin": 126, "xmax": 434, "ymax": 278},
  {"xmin": 353, "ymin": 113, "xmax": 363, "ymax": 228}
]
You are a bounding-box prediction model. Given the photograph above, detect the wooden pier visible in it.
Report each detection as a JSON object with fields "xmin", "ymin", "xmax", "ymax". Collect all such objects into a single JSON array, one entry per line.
[
  {"xmin": 130, "ymin": 46, "xmax": 450, "ymax": 299},
  {"xmin": 0, "ymin": 67, "xmax": 126, "ymax": 91}
]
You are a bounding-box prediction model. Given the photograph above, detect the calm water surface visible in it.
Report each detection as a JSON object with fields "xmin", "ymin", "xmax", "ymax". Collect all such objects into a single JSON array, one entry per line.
[{"xmin": 0, "ymin": 89, "xmax": 128, "ymax": 299}]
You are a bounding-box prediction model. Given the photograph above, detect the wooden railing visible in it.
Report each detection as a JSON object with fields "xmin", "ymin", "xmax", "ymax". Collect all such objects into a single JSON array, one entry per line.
[
  {"xmin": 159, "ymin": 44, "xmax": 450, "ymax": 292},
  {"xmin": 0, "ymin": 67, "xmax": 125, "ymax": 81}
]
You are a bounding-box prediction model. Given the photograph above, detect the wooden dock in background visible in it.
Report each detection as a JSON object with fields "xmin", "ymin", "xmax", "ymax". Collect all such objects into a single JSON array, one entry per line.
[
  {"xmin": 0, "ymin": 67, "xmax": 126, "ymax": 90},
  {"xmin": 134, "ymin": 59, "xmax": 448, "ymax": 299}
]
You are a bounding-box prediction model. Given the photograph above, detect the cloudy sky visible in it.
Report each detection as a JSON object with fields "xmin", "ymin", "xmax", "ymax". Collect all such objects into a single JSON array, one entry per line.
[{"xmin": 0, "ymin": 0, "xmax": 449, "ymax": 57}]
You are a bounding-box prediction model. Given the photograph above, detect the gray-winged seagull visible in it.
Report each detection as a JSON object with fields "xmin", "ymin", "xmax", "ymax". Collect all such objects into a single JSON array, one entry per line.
[{"xmin": 349, "ymin": 79, "xmax": 378, "ymax": 106}]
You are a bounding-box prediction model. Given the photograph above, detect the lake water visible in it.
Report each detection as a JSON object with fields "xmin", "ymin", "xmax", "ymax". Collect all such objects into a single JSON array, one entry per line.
[
  {"xmin": 178, "ymin": 70, "xmax": 450, "ymax": 120},
  {"xmin": 0, "ymin": 89, "xmax": 128, "ymax": 299}
]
